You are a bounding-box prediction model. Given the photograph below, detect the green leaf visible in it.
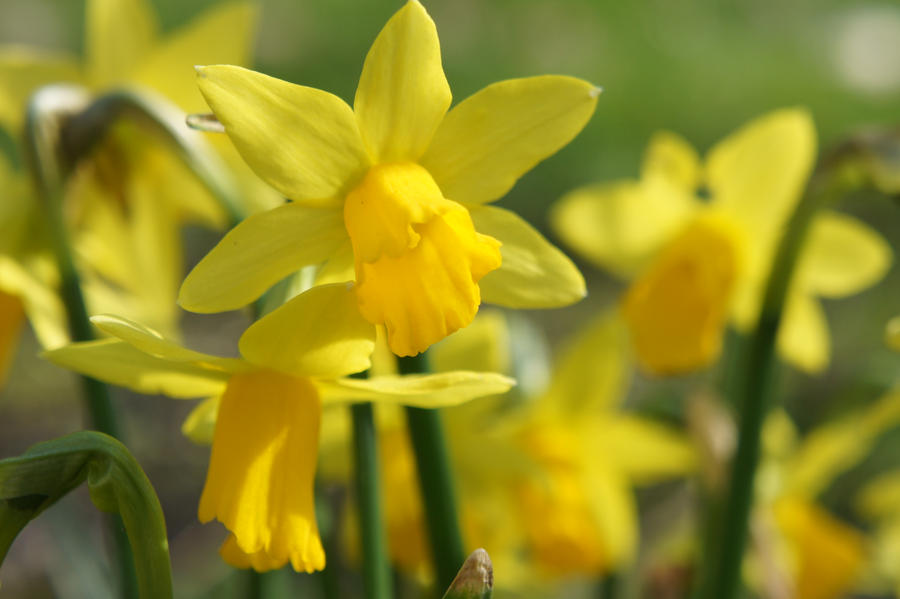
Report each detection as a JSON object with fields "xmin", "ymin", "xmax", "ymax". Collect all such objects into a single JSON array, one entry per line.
[
  {"xmin": 0, "ymin": 431, "xmax": 172, "ymax": 599},
  {"xmin": 441, "ymin": 548, "xmax": 494, "ymax": 599}
]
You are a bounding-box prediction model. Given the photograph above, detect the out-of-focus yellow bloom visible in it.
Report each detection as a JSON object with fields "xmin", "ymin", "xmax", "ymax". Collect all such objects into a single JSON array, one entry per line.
[
  {"xmin": 553, "ymin": 109, "xmax": 893, "ymax": 375},
  {"xmin": 752, "ymin": 392, "xmax": 900, "ymax": 599},
  {"xmin": 886, "ymin": 316, "xmax": 900, "ymax": 352},
  {"xmin": 325, "ymin": 310, "xmax": 694, "ymax": 586},
  {"xmin": 179, "ymin": 0, "xmax": 598, "ymax": 357},
  {"xmin": 0, "ymin": 0, "xmax": 277, "ymax": 363},
  {"xmin": 856, "ymin": 471, "xmax": 900, "ymax": 596},
  {"xmin": 44, "ymin": 283, "xmax": 513, "ymax": 573}
]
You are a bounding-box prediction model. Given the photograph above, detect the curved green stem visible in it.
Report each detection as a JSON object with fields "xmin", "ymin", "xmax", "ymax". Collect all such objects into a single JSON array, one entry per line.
[
  {"xmin": 352, "ymin": 402, "xmax": 394, "ymax": 599},
  {"xmin": 697, "ymin": 188, "xmax": 822, "ymax": 599},
  {"xmin": 398, "ymin": 353, "xmax": 466, "ymax": 592}
]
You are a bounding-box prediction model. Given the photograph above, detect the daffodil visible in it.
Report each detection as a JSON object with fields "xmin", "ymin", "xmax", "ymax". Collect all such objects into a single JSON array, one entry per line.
[
  {"xmin": 0, "ymin": 0, "xmax": 279, "ymax": 355},
  {"xmin": 179, "ymin": 0, "xmax": 598, "ymax": 357},
  {"xmin": 553, "ymin": 109, "xmax": 893, "ymax": 374},
  {"xmin": 43, "ymin": 283, "xmax": 513, "ymax": 572},
  {"xmin": 323, "ymin": 310, "xmax": 694, "ymax": 585},
  {"xmin": 749, "ymin": 392, "xmax": 900, "ymax": 599}
]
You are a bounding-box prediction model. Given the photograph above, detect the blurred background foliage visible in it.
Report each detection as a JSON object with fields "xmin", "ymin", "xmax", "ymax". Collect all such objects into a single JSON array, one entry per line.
[{"xmin": 0, "ymin": 0, "xmax": 899, "ymax": 597}]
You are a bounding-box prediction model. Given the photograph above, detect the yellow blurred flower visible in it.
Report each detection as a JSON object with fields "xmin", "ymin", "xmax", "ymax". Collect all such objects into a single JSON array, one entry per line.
[
  {"xmin": 178, "ymin": 0, "xmax": 598, "ymax": 356},
  {"xmin": 553, "ymin": 109, "xmax": 892, "ymax": 375},
  {"xmin": 44, "ymin": 283, "xmax": 513, "ymax": 572},
  {"xmin": 325, "ymin": 310, "xmax": 694, "ymax": 586}
]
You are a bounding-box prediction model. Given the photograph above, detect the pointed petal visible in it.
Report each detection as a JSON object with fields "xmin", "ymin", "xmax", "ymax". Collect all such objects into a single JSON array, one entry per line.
[
  {"xmin": 239, "ymin": 283, "xmax": 375, "ymax": 378},
  {"xmin": 540, "ymin": 312, "xmax": 630, "ymax": 415},
  {"xmin": 178, "ymin": 202, "xmax": 346, "ymax": 312},
  {"xmin": 421, "ymin": 76, "xmax": 599, "ymax": 205},
  {"xmin": 43, "ymin": 339, "xmax": 228, "ymax": 398},
  {"xmin": 0, "ymin": 47, "xmax": 81, "ymax": 133},
  {"xmin": 599, "ymin": 416, "xmax": 695, "ymax": 483},
  {"xmin": 134, "ymin": 2, "xmax": 258, "ymax": 113},
  {"xmin": 470, "ymin": 205, "xmax": 585, "ymax": 308},
  {"xmin": 582, "ymin": 463, "xmax": 639, "ymax": 570},
  {"xmin": 640, "ymin": 131, "xmax": 702, "ymax": 190},
  {"xmin": 86, "ymin": 0, "xmax": 158, "ymax": 86},
  {"xmin": 797, "ymin": 211, "xmax": 892, "ymax": 298},
  {"xmin": 317, "ymin": 371, "xmax": 515, "ymax": 408},
  {"xmin": 196, "ymin": 65, "xmax": 370, "ymax": 203},
  {"xmin": 181, "ymin": 396, "xmax": 220, "ymax": 445},
  {"xmin": 354, "ymin": 0, "xmax": 450, "ymax": 162},
  {"xmin": 91, "ymin": 314, "xmax": 243, "ymax": 372},
  {"xmin": 429, "ymin": 309, "xmax": 511, "ymax": 375},
  {"xmin": 198, "ymin": 371, "xmax": 325, "ymax": 573},
  {"xmin": 776, "ymin": 293, "xmax": 829, "ymax": 374},
  {"xmin": 707, "ymin": 108, "xmax": 816, "ymax": 239}
]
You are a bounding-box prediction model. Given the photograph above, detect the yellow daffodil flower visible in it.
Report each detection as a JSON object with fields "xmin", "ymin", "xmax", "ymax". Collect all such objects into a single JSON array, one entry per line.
[
  {"xmin": 0, "ymin": 0, "xmax": 276, "ymax": 361},
  {"xmin": 178, "ymin": 0, "xmax": 599, "ymax": 357},
  {"xmin": 553, "ymin": 109, "xmax": 892, "ymax": 374},
  {"xmin": 44, "ymin": 283, "xmax": 513, "ymax": 573},
  {"xmin": 751, "ymin": 392, "xmax": 900, "ymax": 599},
  {"xmin": 325, "ymin": 310, "xmax": 694, "ymax": 585}
]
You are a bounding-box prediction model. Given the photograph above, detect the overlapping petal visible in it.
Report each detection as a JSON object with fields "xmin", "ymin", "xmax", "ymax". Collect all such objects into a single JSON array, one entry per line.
[
  {"xmin": 239, "ymin": 283, "xmax": 375, "ymax": 378},
  {"xmin": 776, "ymin": 293, "xmax": 829, "ymax": 374},
  {"xmin": 196, "ymin": 65, "xmax": 370, "ymax": 203},
  {"xmin": 797, "ymin": 211, "xmax": 892, "ymax": 298},
  {"xmin": 706, "ymin": 108, "xmax": 816, "ymax": 239},
  {"xmin": 43, "ymin": 339, "xmax": 228, "ymax": 398},
  {"xmin": 354, "ymin": 0, "xmax": 450, "ymax": 162},
  {"xmin": 421, "ymin": 76, "xmax": 600, "ymax": 204},
  {"xmin": 471, "ymin": 205, "xmax": 585, "ymax": 308},
  {"xmin": 178, "ymin": 202, "xmax": 346, "ymax": 312},
  {"xmin": 317, "ymin": 371, "xmax": 515, "ymax": 408}
]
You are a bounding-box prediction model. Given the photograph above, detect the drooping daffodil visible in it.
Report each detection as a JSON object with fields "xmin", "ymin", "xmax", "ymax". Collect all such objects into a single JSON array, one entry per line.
[
  {"xmin": 179, "ymin": 0, "xmax": 599, "ymax": 357},
  {"xmin": 553, "ymin": 109, "xmax": 892, "ymax": 374},
  {"xmin": 44, "ymin": 283, "xmax": 514, "ymax": 572}
]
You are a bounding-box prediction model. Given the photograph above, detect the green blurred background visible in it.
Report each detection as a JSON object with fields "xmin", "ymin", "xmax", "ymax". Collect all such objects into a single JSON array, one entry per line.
[{"xmin": 1, "ymin": 0, "xmax": 899, "ymax": 597}]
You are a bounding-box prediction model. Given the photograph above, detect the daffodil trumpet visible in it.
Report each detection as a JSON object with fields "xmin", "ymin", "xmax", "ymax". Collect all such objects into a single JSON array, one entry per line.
[{"xmin": 44, "ymin": 282, "xmax": 514, "ymax": 573}]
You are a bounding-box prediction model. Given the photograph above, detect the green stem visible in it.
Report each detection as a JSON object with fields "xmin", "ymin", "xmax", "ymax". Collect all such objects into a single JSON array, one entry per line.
[
  {"xmin": 697, "ymin": 188, "xmax": 822, "ymax": 599},
  {"xmin": 24, "ymin": 85, "xmax": 136, "ymax": 598},
  {"xmin": 351, "ymin": 402, "xmax": 394, "ymax": 599},
  {"xmin": 398, "ymin": 353, "xmax": 466, "ymax": 592}
]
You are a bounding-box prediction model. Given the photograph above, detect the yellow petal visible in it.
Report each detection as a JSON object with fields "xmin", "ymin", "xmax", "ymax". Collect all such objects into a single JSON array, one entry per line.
[
  {"xmin": 0, "ymin": 256, "xmax": 68, "ymax": 350},
  {"xmin": 91, "ymin": 314, "xmax": 243, "ymax": 373},
  {"xmin": 797, "ymin": 210, "xmax": 892, "ymax": 298},
  {"xmin": 178, "ymin": 202, "xmax": 346, "ymax": 312},
  {"xmin": 622, "ymin": 215, "xmax": 741, "ymax": 375},
  {"xmin": 540, "ymin": 312, "xmax": 629, "ymax": 415},
  {"xmin": 421, "ymin": 76, "xmax": 599, "ymax": 205},
  {"xmin": 429, "ymin": 309, "xmax": 511, "ymax": 375},
  {"xmin": 599, "ymin": 415, "xmax": 695, "ymax": 483},
  {"xmin": 470, "ymin": 205, "xmax": 585, "ymax": 309},
  {"xmin": 134, "ymin": 2, "xmax": 258, "ymax": 113},
  {"xmin": 776, "ymin": 293, "xmax": 829, "ymax": 374},
  {"xmin": 199, "ymin": 371, "xmax": 325, "ymax": 573},
  {"xmin": 317, "ymin": 371, "xmax": 515, "ymax": 408},
  {"xmin": 85, "ymin": 0, "xmax": 158, "ymax": 87},
  {"xmin": 239, "ymin": 283, "xmax": 375, "ymax": 378},
  {"xmin": 773, "ymin": 497, "xmax": 865, "ymax": 599},
  {"xmin": 181, "ymin": 396, "xmax": 220, "ymax": 445},
  {"xmin": 43, "ymin": 339, "xmax": 229, "ymax": 398},
  {"xmin": 706, "ymin": 108, "xmax": 816, "ymax": 239},
  {"xmin": 0, "ymin": 290, "xmax": 25, "ymax": 385},
  {"xmin": 354, "ymin": 0, "xmax": 450, "ymax": 162},
  {"xmin": 196, "ymin": 65, "xmax": 370, "ymax": 203},
  {"xmin": 856, "ymin": 472, "xmax": 900, "ymax": 520},
  {"xmin": 0, "ymin": 47, "xmax": 81, "ymax": 133},
  {"xmin": 640, "ymin": 130, "xmax": 701, "ymax": 190},
  {"xmin": 582, "ymin": 461, "xmax": 638, "ymax": 570},
  {"xmin": 220, "ymin": 534, "xmax": 290, "ymax": 572},
  {"xmin": 313, "ymin": 241, "xmax": 355, "ymax": 286},
  {"xmin": 352, "ymin": 203, "xmax": 501, "ymax": 357}
]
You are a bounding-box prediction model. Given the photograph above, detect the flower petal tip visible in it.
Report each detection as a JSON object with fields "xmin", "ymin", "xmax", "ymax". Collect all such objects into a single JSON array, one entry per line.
[{"xmin": 589, "ymin": 86, "xmax": 603, "ymax": 98}]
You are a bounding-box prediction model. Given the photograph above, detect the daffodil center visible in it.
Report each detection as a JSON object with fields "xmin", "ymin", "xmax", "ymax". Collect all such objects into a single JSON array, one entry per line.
[
  {"xmin": 344, "ymin": 162, "xmax": 449, "ymax": 263},
  {"xmin": 622, "ymin": 215, "xmax": 743, "ymax": 375}
]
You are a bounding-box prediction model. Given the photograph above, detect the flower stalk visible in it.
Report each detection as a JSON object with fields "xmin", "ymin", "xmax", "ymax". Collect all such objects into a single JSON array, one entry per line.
[
  {"xmin": 697, "ymin": 180, "xmax": 827, "ymax": 599},
  {"xmin": 398, "ymin": 353, "xmax": 466, "ymax": 591},
  {"xmin": 351, "ymin": 400, "xmax": 395, "ymax": 599}
]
